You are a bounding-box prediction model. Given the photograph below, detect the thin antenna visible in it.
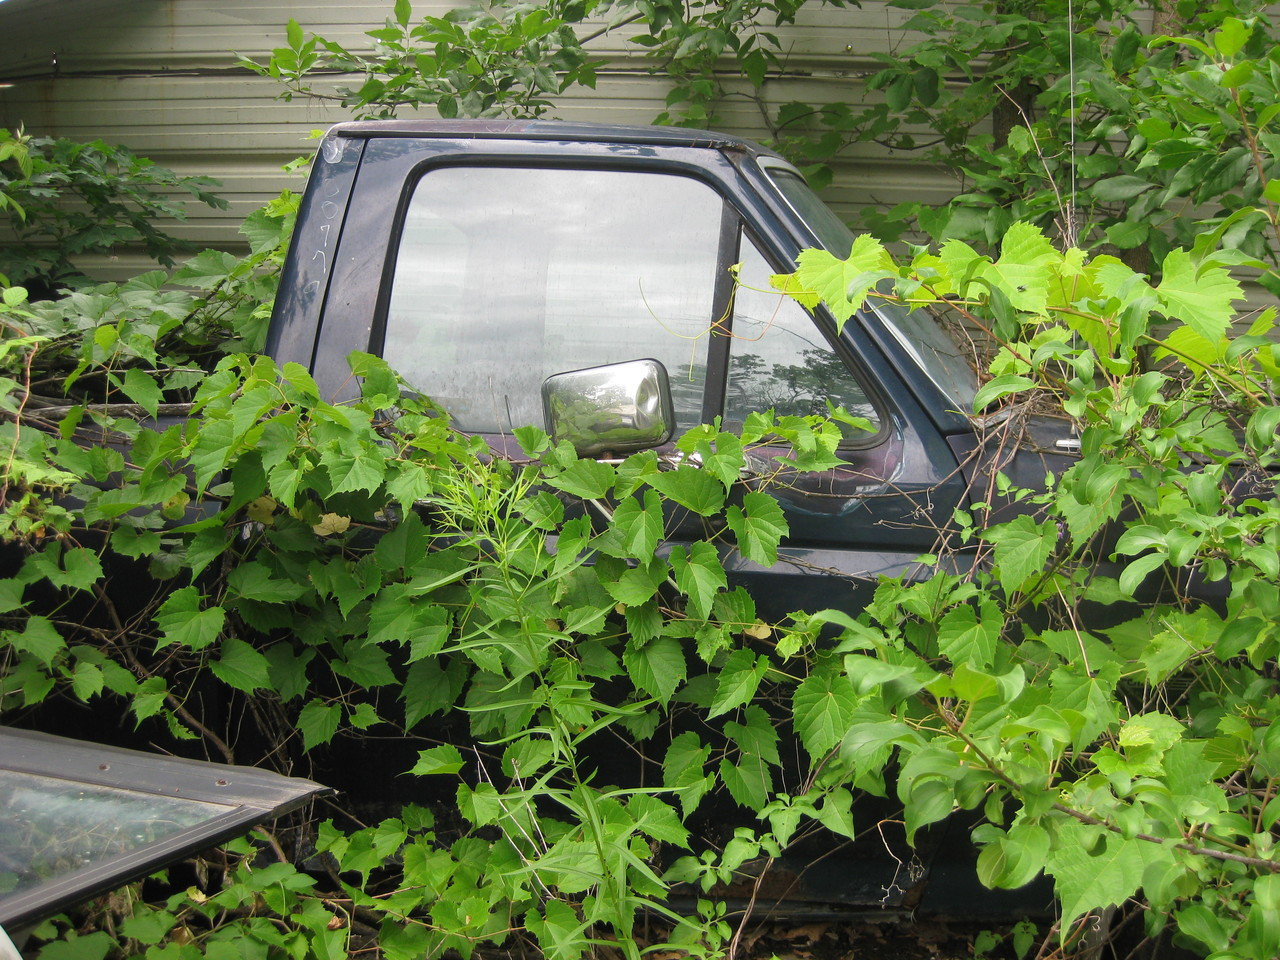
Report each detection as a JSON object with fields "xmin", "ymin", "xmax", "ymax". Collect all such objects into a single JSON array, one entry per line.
[{"xmin": 1066, "ymin": 0, "xmax": 1078, "ymax": 248}]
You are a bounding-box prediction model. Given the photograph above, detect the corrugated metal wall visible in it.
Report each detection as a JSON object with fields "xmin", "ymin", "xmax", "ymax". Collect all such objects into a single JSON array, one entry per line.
[{"xmin": 0, "ymin": 0, "xmax": 958, "ymax": 279}]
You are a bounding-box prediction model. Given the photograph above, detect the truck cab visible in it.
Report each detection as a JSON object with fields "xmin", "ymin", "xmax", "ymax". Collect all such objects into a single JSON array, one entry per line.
[{"xmin": 267, "ymin": 120, "xmax": 1063, "ymax": 615}]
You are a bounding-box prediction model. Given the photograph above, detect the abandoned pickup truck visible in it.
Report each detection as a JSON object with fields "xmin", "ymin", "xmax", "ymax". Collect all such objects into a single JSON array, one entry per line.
[
  {"xmin": 267, "ymin": 119, "xmax": 1073, "ymax": 619},
  {"xmin": 252, "ymin": 121, "xmax": 1078, "ymax": 917}
]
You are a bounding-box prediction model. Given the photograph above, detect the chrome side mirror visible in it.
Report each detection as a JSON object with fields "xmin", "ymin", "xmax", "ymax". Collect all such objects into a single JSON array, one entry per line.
[{"xmin": 542, "ymin": 358, "xmax": 675, "ymax": 457}]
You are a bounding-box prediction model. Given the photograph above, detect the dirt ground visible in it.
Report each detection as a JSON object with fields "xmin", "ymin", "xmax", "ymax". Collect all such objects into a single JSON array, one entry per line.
[
  {"xmin": 617, "ymin": 916, "xmax": 1047, "ymax": 960},
  {"xmin": 721, "ymin": 917, "xmax": 1022, "ymax": 959}
]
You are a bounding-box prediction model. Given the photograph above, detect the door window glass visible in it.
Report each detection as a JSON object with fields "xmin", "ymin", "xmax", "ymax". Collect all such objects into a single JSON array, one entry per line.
[
  {"xmin": 725, "ymin": 239, "xmax": 881, "ymax": 440},
  {"xmin": 384, "ymin": 167, "xmax": 723, "ymax": 434}
]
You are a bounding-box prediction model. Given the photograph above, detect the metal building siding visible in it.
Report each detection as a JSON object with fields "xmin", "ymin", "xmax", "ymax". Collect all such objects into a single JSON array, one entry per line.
[{"xmin": 0, "ymin": 0, "xmax": 950, "ymax": 280}]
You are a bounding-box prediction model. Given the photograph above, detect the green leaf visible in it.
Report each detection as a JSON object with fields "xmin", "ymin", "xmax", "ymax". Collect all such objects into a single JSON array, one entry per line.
[
  {"xmin": 740, "ymin": 48, "xmax": 767, "ymax": 87},
  {"xmin": 1214, "ymin": 16, "xmax": 1251, "ymax": 56},
  {"xmin": 688, "ymin": 430, "xmax": 744, "ymax": 488},
  {"xmin": 1091, "ymin": 176, "xmax": 1155, "ymax": 202},
  {"xmin": 70, "ymin": 660, "xmax": 104, "ymax": 701},
  {"xmin": 298, "ymin": 699, "xmax": 341, "ymax": 750},
  {"xmin": 228, "ymin": 561, "xmax": 308, "ymax": 603},
  {"xmin": 707, "ymin": 648, "xmax": 769, "ymax": 719},
  {"xmin": 1247, "ymin": 404, "xmax": 1280, "ymax": 454},
  {"xmin": 787, "ymin": 237, "xmax": 893, "ymax": 324},
  {"xmin": 349, "ymin": 351, "xmax": 400, "ymax": 405},
  {"xmin": 172, "ymin": 249, "xmax": 239, "ymax": 290},
  {"xmin": 1118, "ymin": 551, "xmax": 1167, "ymax": 597},
  {"xmin": 596, "ymin": 489, "xmax": 664, "ymax": 559},
  {"xmin": 517, "ymin": 490, "xmax": 563, "ymax": 532},
  {"xmin": 546, "ymin": 458, "xmax": 615, "ymax": 499},
  {"xmin": 973, "ymin": 374, "xmax": 1035, "ymax": 411},
  {"xmin": 25, "ymin": 544, "xmax": 104, "ymax": 591},
  {"xmin": 155, "ymin": 587, "xmax": 225, "ymax": 651},
  {"xmin": 814, "ymin": 786, "xmax": 856, "ymax": 839},
  {"xmin": 264, "ymin": 643, "xmax": 314, "ymax": 702},
  {"xmin": 410, "ymin": 744, "xmax": 465, "ymax": 775},
  {"xmin": 119, "ymin": 908, "xmax": 177, "ymax": 945},
  {"xmin": 267, "ymin": 457, "xmax": 306, "ymax": 505},
  {"xmin": 310, "ymin": 926, "xmax": 350, "ymax": 960},
  {"xmin": 367, "ymin": 585, "xmax": 450, "ymax": 656},
  {"xmin": 794, "ymin": 667, "xmax": 857, "ymax": 759},
  {"xmin": 669, "ymin": 541, "xmax": 726, "ymax": 620},
  {"xmin": 982, "ymin": 514, "xmax": 1055, "ymax": 591},
  {"xmin": 334, "ymin": 642, "xmax": 397, "ymax": 687},
  {"xmin": 402, "ymin": 657, "xmax": 466, "ymax": 728},
  {"xmin": 719, "ymin": 753, "xmax": 772, "ymax": 810},
  {"xmin": 718, "ymin": 707, "xmax": 779, "ymax": 809},
  {"xmin": 61, "ymin": 547, "xmax": 104, "ymax": 590},
  {"xmin": 725, "ymin": 491, "xmax": 788, "ymax": 565},
  {"xmin": 974, "ymin": 820, "xmax": 1048, "ymax": 890},
  {"xmin": 628, "ymin": 794, "xmax": 689, "ymax": 846},
  {"xmin": 131, "ymin": 676, "xmax": 168, "ymax": 723},
  {"xmin": 903, "ymin": 776, "xmax": 954, "ymax": 844},
  {"xmin": 321, "ymin": 444, "xmax": 387, "ymax": 494},
  {"xmin": 600, "ymin": 556, "xmax": 667, "ymax": 606},
  {"xmin": 714, "ymin": 587, "xmax": 757, "ymax": 631},
  {"xmin": 839, "ymin": 716, "xmax": 921, "ymax": 773},
  {"xmin": 608, "ymin": 603, "xmax": 653, "ymax": 653},
  {"xmin": 1006, "ymin": 125, "xmax": 1033, "ymax": 156},
  {"xmin": 912, "ymin": 67, "xmax": 939, "ymax": 107},
  {"xmin": 186, "ymin": 526, "xmax": 233, "ymax": 579},
  {"xmin": 1111, "ymin": 25, "xmax": 1140, "ymax": 72},
  {"xmin": 209, "ymin": 637, "xmax": 272, "ymax": 693},
  {"xmin": 241, "ymin": 206, "xmax": 291, "ymax": 255},
  {"xmin": 724, "ymin": 705, "xmax": 780, "ymax": 766},
  {"xmin": 32, "ymin": 932, "xmax": 115, "ymax": 960},
  {"xmin": 526, "ymin": 900, "xmax": 589, "ymax": 960},
  {"xmin": 986, "ymin": 222, "xmax": 1056, "ymax": 313},
  {"xmin": 0, "ymin": 579, "xmax": 23, "ymax": 614},
  {"xmin": 1105, "ymin": 219, "xmax": 1149, "ymax": 250},
  {"xmin": 664, "ymin": 732, "xmax": 713, "ymax": 818},
  {"xmin": 936, "ymin": 238, "xmax": 988, "ymax": 295},
  {"xmin": 1156, "ymin": 249, "xmax": 1243, "ymax": 344},
  {"xmin": 623, "ymin": 635, "xmax": 686, "ymax": 704},
  {"xmin": 8, "ymin": 615, "xmax": 63, "ymax": 666},
  {"xmin": 1175, "ymin": 903, "xmax": 1234, "ymax": 954},
  {"xmin": 377, "ymin": 458, "xmax": 429, "ymax": 510},
  {"xmin": 937, "ymin": 604, "xmax": 999, "ymax": 670},
  {"xmin": 646, "ymin": 467, "xmax": 726, "ymax": 516},
  {"xmin": 121, "ymin": 367, "xmax": 163, "ymax": 419},
  {"xmin": 503, "ymin": 736, "xmax": 555, "ymax": 778},
  {"xmin": 844, "ymin": 653, "xmax": 917, "ymax": 696},
  {"xmin": 95, "ymin": 660, "xmax": 137, "ymax": 698},
  {"xmin": 513, "ymin": 424, "xmax": 550, "ymax": 456},
  {"xmin": 884, "ymin": 72, "xmax": 913, "ymax": 113},
  {"xmin": 1045, "ymin": 829, "xmax": 1153, "ymax": 930}
]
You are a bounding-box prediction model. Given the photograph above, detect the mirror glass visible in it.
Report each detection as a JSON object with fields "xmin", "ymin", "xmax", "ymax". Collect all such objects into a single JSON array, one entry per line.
[{"xmin": 542, "ymin": 359, "xmax": 675, "ymax": 457}]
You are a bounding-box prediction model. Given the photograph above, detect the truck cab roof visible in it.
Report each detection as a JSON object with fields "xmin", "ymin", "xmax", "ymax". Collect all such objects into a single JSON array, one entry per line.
[{"xmin": 326, "ymin": 118, "xmax": 786, "ymax": 161}]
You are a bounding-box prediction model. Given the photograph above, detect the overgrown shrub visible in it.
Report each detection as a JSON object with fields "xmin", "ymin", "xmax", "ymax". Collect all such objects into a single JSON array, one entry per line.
[{"xmin": 0, "ymin": 129, "xmax": 226, "ymax": 297}]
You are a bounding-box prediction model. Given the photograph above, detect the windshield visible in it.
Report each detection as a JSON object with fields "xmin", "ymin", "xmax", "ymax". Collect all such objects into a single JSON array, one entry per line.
[
  {"xmin": 766, "ymin": 167, "xmax": 979, "ymax": 413},
  {"xmin": 0, "ymin": 771, "xmax": 228, "ymax": 900},
  {"xmin": 0, "ymin": 728, "xmax": 327, "ymax": 930}
]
